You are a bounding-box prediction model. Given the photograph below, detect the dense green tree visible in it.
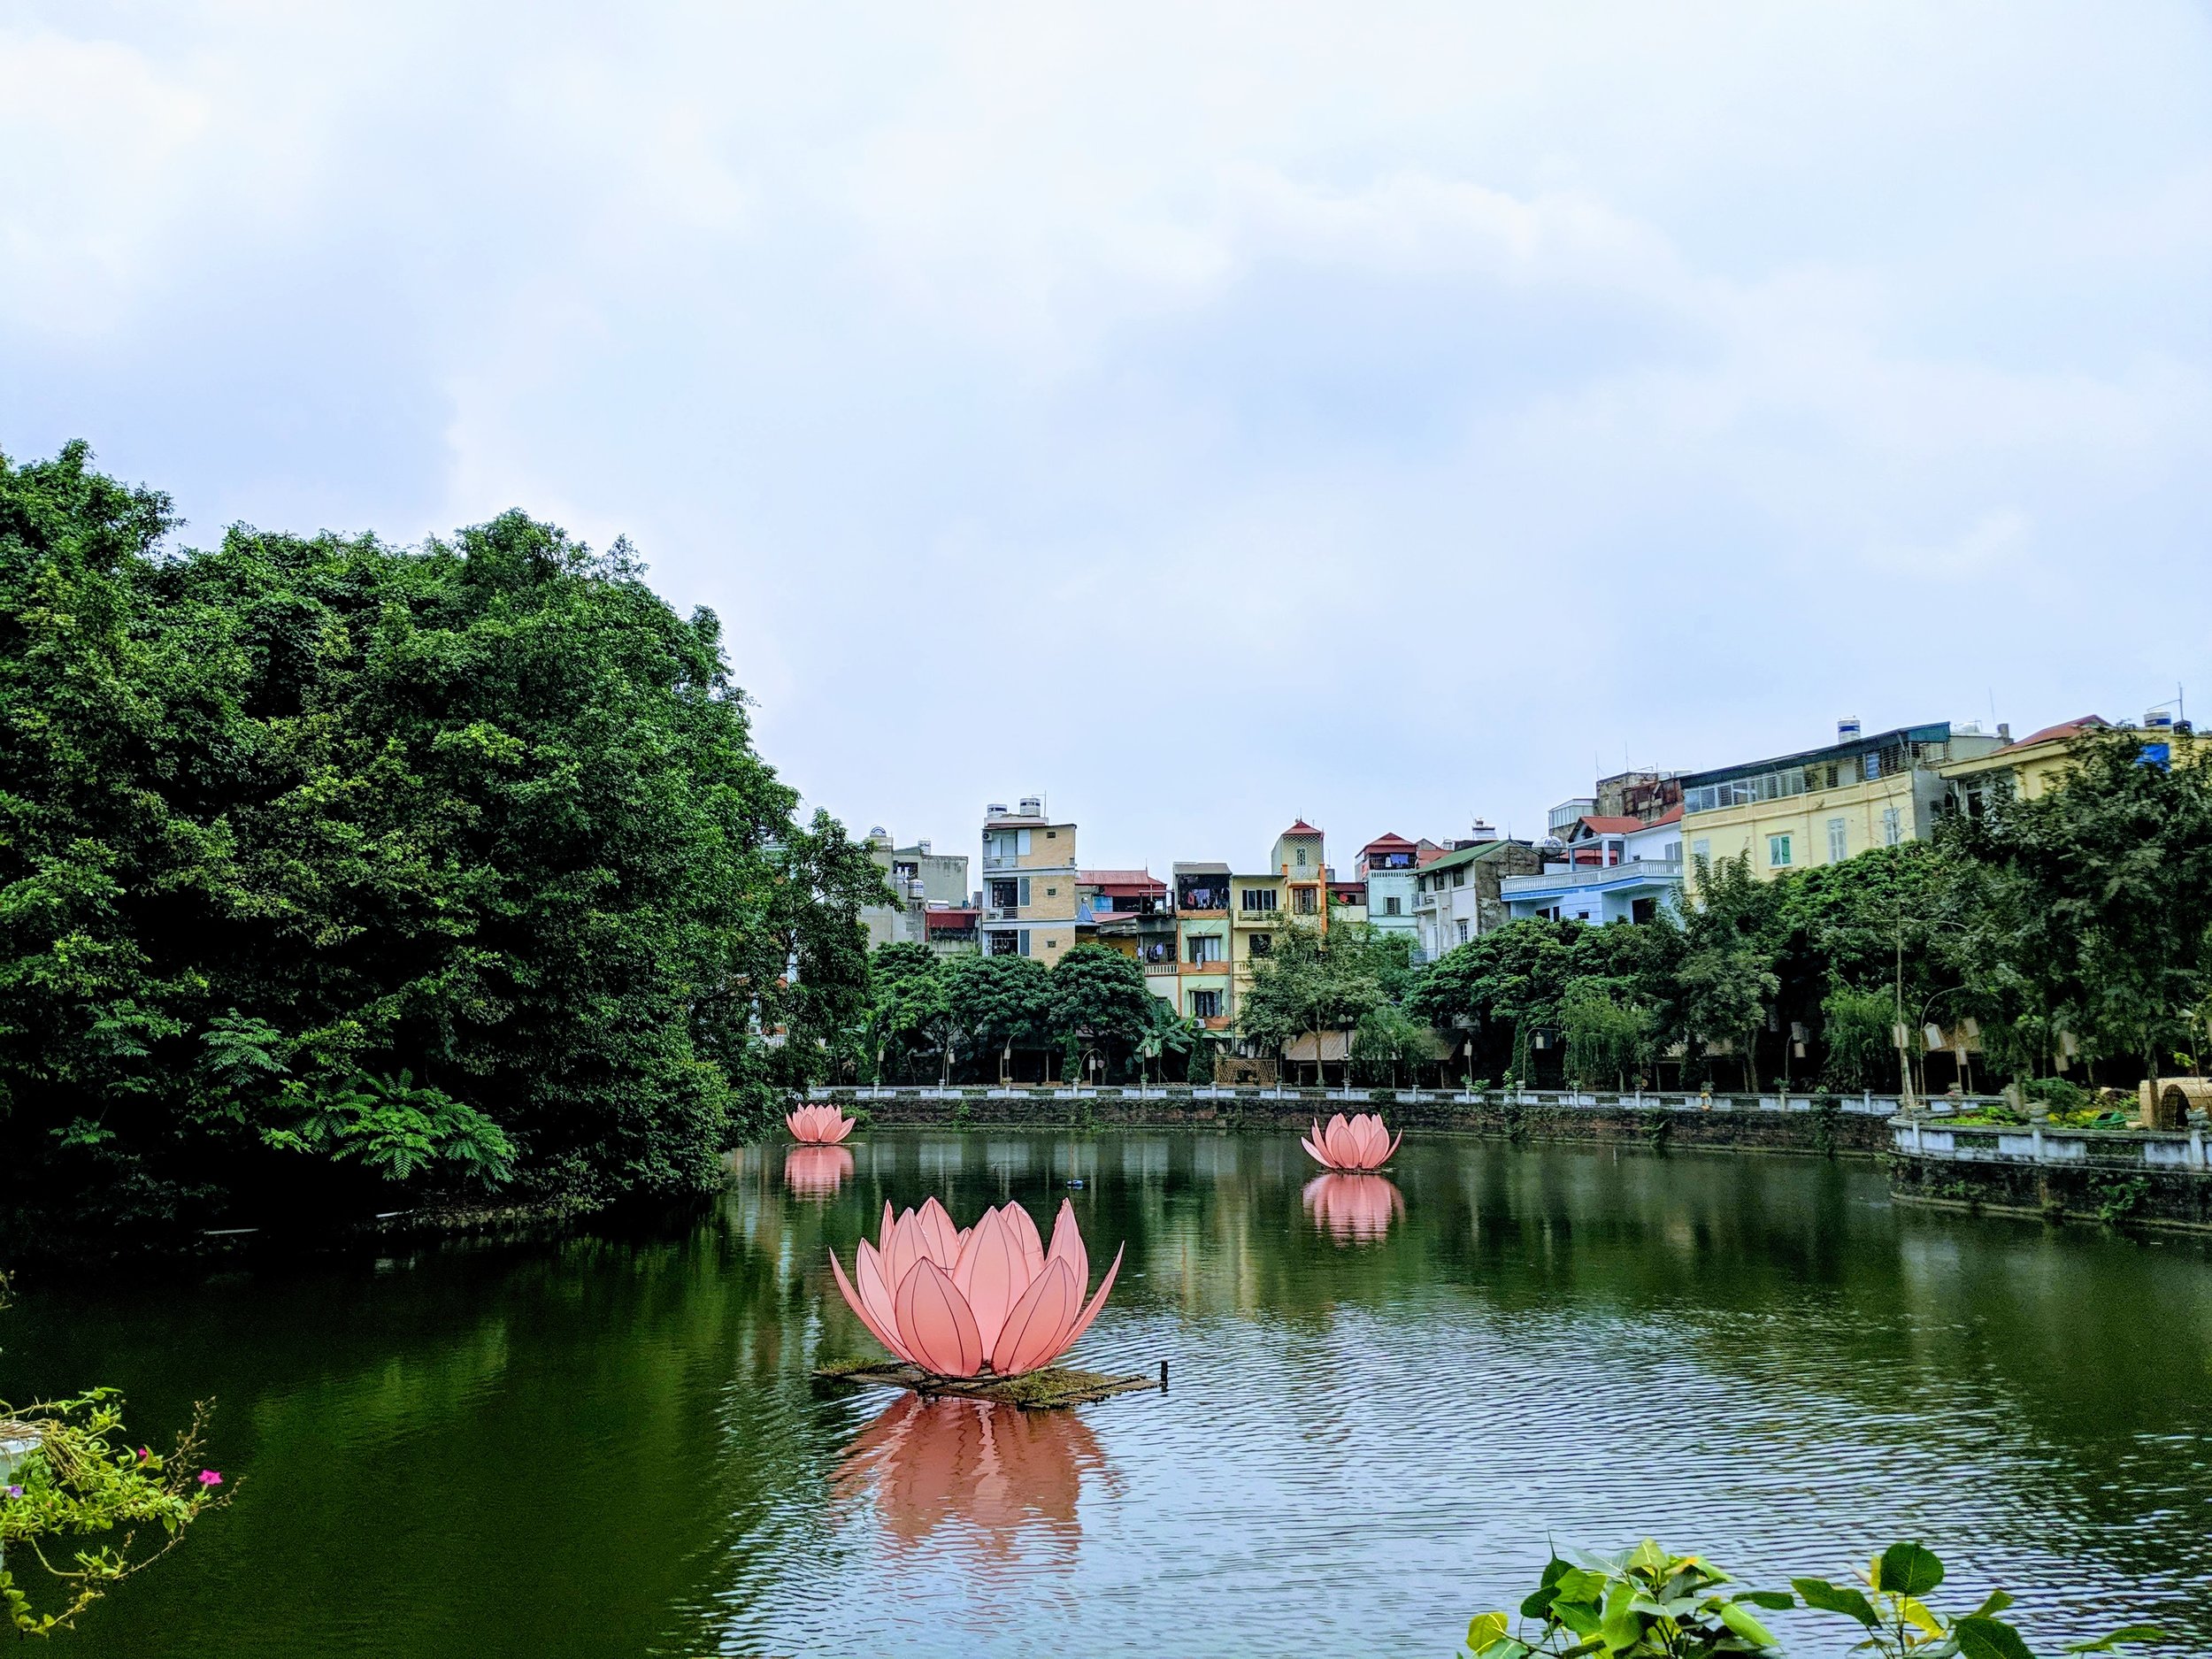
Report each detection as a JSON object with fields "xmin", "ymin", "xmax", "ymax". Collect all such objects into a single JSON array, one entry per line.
[
  {"xmin": 866, "ymin": 942, "xmax": 954, "ymax": 1083},
  {"xmin": 944, "ymin": 952, "xmax": 1055, "ymax": 1079},
  {"xmin": 1048, "ymin": 944, "xmax": 1156, "ymax": 1080},
  {"xmin": 0, "ymin": 443, "xmax": 876, "ymax": 1237}
]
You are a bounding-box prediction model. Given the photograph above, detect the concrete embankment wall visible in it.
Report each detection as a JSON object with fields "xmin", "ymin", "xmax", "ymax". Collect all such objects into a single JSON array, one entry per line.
[
  {"xmin": 1889, "ymin": 1147, "xmax": 2212, "ymax": 1232},
  {"xmin": 809, "ymin": 1087, "xmax": 1895, "ymax": 1157}
]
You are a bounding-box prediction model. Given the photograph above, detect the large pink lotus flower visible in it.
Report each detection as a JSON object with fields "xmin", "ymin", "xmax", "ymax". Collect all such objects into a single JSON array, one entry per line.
[
  {"xmin": 829, "ymin": 1197, "xmax": 1124, "ymax": 1379},
  {"xmin": 1301, "ymin": 1111, "xmax": 1402, "ymax": 1171},
  {"xmin": 785, "ymin": 1143, "xmax": 855, "ymax": 1199},
  {"xmin": 787, "ymin": 1103, "xmax": 856, "ymax": 1144},
  {"xmin": 1303, "ymin": 1173, "xmax": 1405, "ymax": 1244}
]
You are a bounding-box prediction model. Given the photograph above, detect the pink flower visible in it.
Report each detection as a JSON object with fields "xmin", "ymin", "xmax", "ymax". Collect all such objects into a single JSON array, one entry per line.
[
  {"xmin": 786, "ymin": 1103, "xmax": 856, "ymax": 1144},
  {"xmin": 1301, "ymin": 1111, "xmax": 1402, "ymax": 1171},
  {"xmin": 4, "ymin": 1485, "xmax": 21, "ymax": 1500},
  {"xmin": 137, "ymin": 1446, "xmax": 150, "ymax": 1462},
  {"xmin": 829, "ymin": 1196, "xmax": 1123, "ymax": 1379},
  {"xmin": 197, "ymin": 1470, "xmax": 222, "ymax": 1487}
]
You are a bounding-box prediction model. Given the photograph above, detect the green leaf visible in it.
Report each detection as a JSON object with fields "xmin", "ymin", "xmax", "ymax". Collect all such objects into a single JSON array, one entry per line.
[
  {"xmin": 1718, "ymin": 1601, "xmax": 1778, "ymax": 1650},
  {"xmin": 2064, "ymin": 1628, "xmax": 2168, "ymax": 1654},
  {"xmin": 1737, "ymin": 1592, "xmax": 1796, "ymax": 1611},
  {"xmin": 1520, "ymin": 1586, "xmax": 1558, "ymax": 1620},
  {"xmin": 1954, "ymin": 1615, "xmax": 2037, "ymax": 1659},
  {"xmin": 1877, "ymin": 1542, "xmax": 1946, "ymax": 1598},
  {"xmin": 1971, "ymin": 1591, "xmax": 2017, "ymax": 1619},
  {"xmin": 1793, "ymin": 1578, "xmax": 1880, "ymax": 1627},
  {"xmin": 1465, "ymin": 1610, "xmax": 1512, "ymax": 1653}
]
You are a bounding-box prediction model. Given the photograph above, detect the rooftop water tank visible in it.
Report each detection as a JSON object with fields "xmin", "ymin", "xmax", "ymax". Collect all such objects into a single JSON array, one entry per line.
[
  {"xmin": 1018, "ymin": 795, "xmax": 1043, "ymax": 818},
  {"xmin": 1838, "ymin": 717, "xmax": 1863, "ymax": 741}
]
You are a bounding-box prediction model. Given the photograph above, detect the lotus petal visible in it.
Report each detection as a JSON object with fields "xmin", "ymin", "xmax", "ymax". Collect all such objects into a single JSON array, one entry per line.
[
  {"xmin": 991, "ymin": 1258, "xmax": 1079, "ymax": 1376},
  {"xmin": 832, "ymin": 1247, "xmax": 914, "ymax": 1364},
  {"xmin": 951, "ymin": 1206, "xmax": 1025, "ymax": 1356},
  {"xmin": 1044, "ymin": 1199, "xmax": 1088, "ymax": 1293},
  {"xmin": 1002, "ymin": 1202, "xmax": 1046, "ymax": 1280},
  {"xmin": 914, "ymin": 1197, "xmax": 964, "ymax": 1268},
  {"xmin": 1057, "ymin": 1242, "xmax": 1124, "ymax": 1353},
  {"xmin": 894, "ymin": 1257, "xmax": 985, "ymax": 1377}
]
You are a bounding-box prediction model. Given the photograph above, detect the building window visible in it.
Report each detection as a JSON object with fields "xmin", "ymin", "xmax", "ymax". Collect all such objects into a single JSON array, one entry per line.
[
  {"xmin": 1240, "ymin": 888, "xmax": 1278, "ymax": 913},
  {"xmin": 1451, "ymin": 868, "xmax": 1465, "ymax": 887},
  {"xmin": 1249, "ymin": 934, "xmax": 1271, "ymax": 956},
  {"xmin": 1044, "ymin": 885, "xmax": 1056, "ymax": 897},
  {"xmin": 1455, "ymin": 918, "xmax": 1471, "ymax": 944},
  {"xmin": 1190, "ymin": 990, "xmax": 1221, "ymax": 1019},
  {"xmin": 1767, "ymin": 833, "xmax": 1793, "ymax": 869},
  {"xmin": 1188, "ymin": 934, "xmax": 1223, "ymax": 964},
  {"xmin": 1019, "ymin": 877, "xmax": 1031, "ymax": 906},
  {"xmin": 1295, "ymin": 847, "xmax": 1308, "ymax": 866},
  {"xmin": 1046, "ymin": 829, "xmax": 1056, "ymax": 838},
  {"xmin": 1881, "ymin": 806, "xmax": 1902, "ymax": 846},
  {"xmin": 1046, "ymin": 937, "xmax": 1057, "ymax": 949},
  {"xmin": 1827, "ymin": 818, "xmax": 1847, "ymax": 864},
  {"xmin": 1691, "ymin": 838, "xmax": 1710, "ymax": 869},
  {"xmin": 1294, "ymin": 887, "xmax": 1316, "ymax": 914},
  {"xmin": 990, "ymin": 879, "xmax": 1018, "ymax": 910},
  {"xmin": 988, "ymin": 931, "xmax": 1018, "ymax": 956},
  {"xmin": 1384, "ymin": 895, "xmax": 1402, "ymax": 916}
]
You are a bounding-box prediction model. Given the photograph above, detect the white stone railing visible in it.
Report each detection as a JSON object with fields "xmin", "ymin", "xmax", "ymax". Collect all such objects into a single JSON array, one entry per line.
[{"xmin": 1890, "ymin": 1115, "xmax": 2209, "ymax": 1171}]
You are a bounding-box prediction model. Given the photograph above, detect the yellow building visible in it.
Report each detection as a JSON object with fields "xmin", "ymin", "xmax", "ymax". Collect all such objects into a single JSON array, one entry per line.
[
  {"xmin": 1939, "ymin": 714, "xmax": 2200, "ymax": 817},
  {"xmin": 1678, "ymin": 720, "xmax": 2004, "ymax": 880},
  {"xmin": 979, "ymin": 796, "xmax": 1078, "ymax": 960}
]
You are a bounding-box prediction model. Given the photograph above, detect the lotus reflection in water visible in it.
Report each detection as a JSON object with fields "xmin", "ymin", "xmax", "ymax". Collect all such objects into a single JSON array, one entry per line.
[
  {"xmin": 787, "ymin": 1102, "xmax": 856, "ymax": 1143},
  {"xmin": 1301, "ymin": 1111, "xmax": 1402, "ymax": 1171},
  {"xmin": 829, "ymin": 1197, "xmax": 1123, "ymax": 1379},
  {"xmin": 1302, "ymin": 1172, "xmax": 1405, "ymax": 1243},
  {"xmin": 833, "ymin": 1394, "xmax": 1108, "ymax": 1560},
  {"xmin": 784, "ymin": 1143, "xmax": 855, "ymax": 1199}
]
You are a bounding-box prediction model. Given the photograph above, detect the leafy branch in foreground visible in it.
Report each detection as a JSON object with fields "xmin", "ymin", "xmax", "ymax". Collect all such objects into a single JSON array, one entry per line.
[
  {"xmin": 1466, "ymin": 1540, "xmax": 2164, "ymax": 1659},
  {"xmin": 1, "ymin": 1276, "xmax": 228, "ymax": 1634}
]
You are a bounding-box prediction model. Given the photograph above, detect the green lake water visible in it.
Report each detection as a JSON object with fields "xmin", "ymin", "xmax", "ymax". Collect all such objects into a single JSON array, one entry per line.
[{"xmin": 4, "ymin": 1129, "xmax": 2210, "ymax": 1656}]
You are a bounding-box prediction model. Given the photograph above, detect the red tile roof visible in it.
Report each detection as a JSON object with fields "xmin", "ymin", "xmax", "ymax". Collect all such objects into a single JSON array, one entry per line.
[
  {"xmin": 1280, "ymin": 819, "xmax": 1322, "ymax": 837},
  {"xmin": 1646, "ymin": 803, "xmax": 1685, "ymax": 829},
  {"xmin": 2001, "ymin": 716, "xmax": 2108, "ymax": 751},
  {"xmin": 1360, "ymin": 831, "xmax": 1417, "ymax": 852},
  {"xmin": 1079, "ymin": 869, "xmax": 1167, "ymax": 895}
]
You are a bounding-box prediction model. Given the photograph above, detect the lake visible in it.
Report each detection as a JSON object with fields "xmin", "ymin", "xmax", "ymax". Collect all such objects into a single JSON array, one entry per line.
[{"xmin": 4, "ymin": 1129, "xmax": 2209, "ymax": 1656}]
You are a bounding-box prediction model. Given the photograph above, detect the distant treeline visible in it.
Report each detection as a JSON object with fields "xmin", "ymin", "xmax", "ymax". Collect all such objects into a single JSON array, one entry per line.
[{"xmin": 1, "ymin": 443, "xmax": 883, "ymax": 1244}]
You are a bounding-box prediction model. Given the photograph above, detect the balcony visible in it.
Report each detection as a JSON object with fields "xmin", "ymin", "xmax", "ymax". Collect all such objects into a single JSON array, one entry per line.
[
  {"xmin": 984, "ymin": 907, "xmax": 1021, "ymax": 922},
  {"xmin": 982, "ymin": 854, "xmax": 1017, "ymax": 872},
  {"xmin": 1500, "ymin": 857, "xmax": 1683, "ymax": 898}
]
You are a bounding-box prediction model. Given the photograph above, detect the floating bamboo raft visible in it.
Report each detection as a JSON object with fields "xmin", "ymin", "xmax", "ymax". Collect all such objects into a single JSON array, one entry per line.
[{"xmin": 813, "ymin": 1359, "xmax": 1156, "ymax": 1409}]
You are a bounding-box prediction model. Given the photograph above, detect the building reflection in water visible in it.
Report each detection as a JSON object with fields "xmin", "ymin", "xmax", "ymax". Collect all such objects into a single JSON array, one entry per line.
[
  {"xmin": 1302, "ymin": 1172, "xmax": 1405, "ymax": 1244},
  {"xmin": 833, "ymin": 1394, "xmax": 1108, "ymax": 1563},
  {"xmin": 784, "ymin": 1144, "xmax": 855, "ymax": 1200}
]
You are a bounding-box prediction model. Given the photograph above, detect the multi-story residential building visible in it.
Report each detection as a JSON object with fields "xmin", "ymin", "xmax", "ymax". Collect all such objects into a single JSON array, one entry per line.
[
  {"xmin": 1229, "ymin": 868, "xmax": 1284, "ymax": 1015},
  {"xmin": 1171, "ymin": 862, "xmax": 1233, "ymax": 1028},
  {"xmin": 858, "ymin": 828, "xmax": 976, "ymax": 950},
  {"xmin": 1328, "ymin": 877, "xmax": 1366, "ymax": 926},
  {"xmin": 1080, "ymin": 870, "xmax": 1175, "ymax": 976},
  {"xmin": 1411, "ymin": 831, "xmax": 1541, "ymax": 959},
  {"xmin": 1939, "ymin": 711, "xmax": 2198, "ymax": 821},
  {"xmin": 979, "ymin": 797, "xmax": 1079, "ymax": 961},
  {"xmin": 1271, "ymin": 820, "xmax": 1328, "ymax": 926},
  {"xmin": 1502, "ymin": 805, "xmax": 1684, "ymax": 926},
  {"xmin": 1356, "ymin": 833, "xmax": 1421, "ymax": 943},
  {"xmin": 1594, "ymin": 769, "xmax": 1684, "ymax": 824},
  {"xmin": 1678, "ymin": 720, "xmax": 2005, "ymax": 881},
  {"xmin": 891, "ymin": 840, "xmax": 971, "ymax": 906}
]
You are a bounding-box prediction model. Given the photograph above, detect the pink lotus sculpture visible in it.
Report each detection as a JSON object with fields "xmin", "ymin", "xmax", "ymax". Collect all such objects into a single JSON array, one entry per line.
[
  {"xmin": 829, "ymin": 1197, "xmax": 1123, "ymax": 1379},
  {"xmin": 1303, "ymin": 1172, "xmax": 1405, "ymax": 1243},
  {"xmin": 1301, "ymin": 1110, "xmax": 1402, "ymax": 1171},
  {"xmin": 784, "ymin": 1143, "xmax": 855, "ymax": 1198},
  {"xmin": 787, "ymin": 1102, "xmax": 856, "ymax": 1143}
]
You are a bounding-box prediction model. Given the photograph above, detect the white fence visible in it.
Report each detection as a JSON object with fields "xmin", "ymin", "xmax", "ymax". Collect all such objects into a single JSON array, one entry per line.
[
  {"xmin": 817, "ymin": 1084, "xmax": 1916, "ymax": 1117},
  {"xmin": 1892, "ymin": 1118, "xmax": 2209, "ymax": 1172}
]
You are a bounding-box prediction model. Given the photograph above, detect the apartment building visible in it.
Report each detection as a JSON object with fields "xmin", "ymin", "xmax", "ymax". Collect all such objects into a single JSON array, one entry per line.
[
  {"xmin": 1171, "ymin": 862, "xmax": 1233, "ymax": 1027},
  {"xmin": 979, "ymin": 797, "xmax": 1079, "ymax": 960},
  {"xmin": 1356, "ymin": 833, "xmax": 1422, "ymax": 943},
  {"xmin": 1678, "ymin": 719, "xmax": 2004, "ymax": 880},
  {"xmin": 1411, "ymin": 831, "xmax": 1541, "ymax": 959}
]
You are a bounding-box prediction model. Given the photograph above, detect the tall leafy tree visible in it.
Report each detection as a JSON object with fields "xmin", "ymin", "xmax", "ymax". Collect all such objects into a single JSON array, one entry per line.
[
  {"xmin": 0, "ymin": 443, "xmax": 873, "ymax": 1235},
  {"xmin": 1048, "ymin": 944, "xmax": 1156, "ymax": 1080}
]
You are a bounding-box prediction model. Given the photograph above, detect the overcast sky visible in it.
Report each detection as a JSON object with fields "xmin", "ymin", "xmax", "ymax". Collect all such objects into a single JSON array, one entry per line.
[{"xmin": 7, "ymin": 3, "xmax": 2209, "ymax": 875}]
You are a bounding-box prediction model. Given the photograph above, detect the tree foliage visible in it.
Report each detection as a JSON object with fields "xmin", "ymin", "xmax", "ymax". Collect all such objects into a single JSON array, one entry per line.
[{"xmin": 0, "ymin": 443, "xmax": 879, "ymax": 1235}]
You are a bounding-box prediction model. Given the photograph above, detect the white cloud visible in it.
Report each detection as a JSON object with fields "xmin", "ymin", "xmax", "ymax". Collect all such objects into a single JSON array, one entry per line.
[{"xmin": 4, "ymin": 0, "xmax": 2210, "ymax": 865}]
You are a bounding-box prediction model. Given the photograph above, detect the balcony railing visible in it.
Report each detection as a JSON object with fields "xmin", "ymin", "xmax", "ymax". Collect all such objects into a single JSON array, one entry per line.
[{"xmin": 1500, "ymin": 857, "xmax": 1683, "ymax": 898}]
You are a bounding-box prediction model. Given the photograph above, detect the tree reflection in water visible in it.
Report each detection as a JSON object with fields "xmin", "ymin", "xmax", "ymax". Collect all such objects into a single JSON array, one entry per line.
[
  {"xmin": 833, "ymin": 1394, "xmax": 1110, "ymax": 1562},
  {"xmin": 784, "ymin": 1144, "xmax": 855, "ymax": 1200},
  {"xmin": 1302, "ymin": 1172, "xmax": 1405, "ymax": 1244}
]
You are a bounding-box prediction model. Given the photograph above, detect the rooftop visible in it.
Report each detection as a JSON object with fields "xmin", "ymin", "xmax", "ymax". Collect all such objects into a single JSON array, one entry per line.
[
  {"xmin": 1279, "ymin": 819, "xmax": 1323, "ymax": 837},
  {"xmin": 1681, "ymin": 721, "xmax": 1955, "ymax": 789},
  {"xmin": 1999, "ymin": 715, "xmax": 2108, "ymax": 752}
]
